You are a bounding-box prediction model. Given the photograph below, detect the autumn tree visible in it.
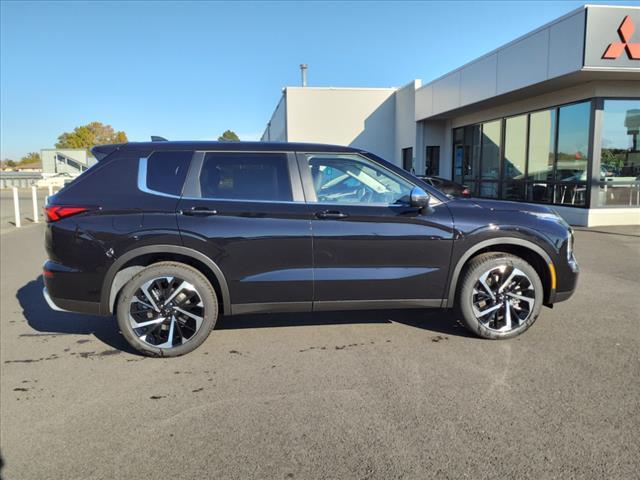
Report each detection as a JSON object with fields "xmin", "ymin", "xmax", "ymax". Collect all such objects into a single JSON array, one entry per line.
[
  {"xmin": 55, "ymin": 122, "xmax": 128, "ymax": 153},
  {"xmin": 19, "ymin": 152, "xmax": 41, "ymax": 166},
  {"xmin": 217, "ymin": 130, "xmax": 240, "ymax": 142}
]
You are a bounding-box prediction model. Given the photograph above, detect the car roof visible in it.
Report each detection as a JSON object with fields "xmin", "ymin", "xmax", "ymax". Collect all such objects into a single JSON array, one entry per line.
[{"xmin": 93, "ymin": 141, "xmax": 365, "ymax": 159}]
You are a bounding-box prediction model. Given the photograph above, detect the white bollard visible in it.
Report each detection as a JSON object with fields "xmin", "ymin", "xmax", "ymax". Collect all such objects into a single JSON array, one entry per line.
[
  {"xmin": 12, "ymin": 186, "xmax": 21, "ymax": 228},
  {"xmin": 32, "ymin": 185, "xmax": 39, "ymax": 223},
  {"xmin": 48, "ymin": 184, "xmax": 53, "ymax": 197}
]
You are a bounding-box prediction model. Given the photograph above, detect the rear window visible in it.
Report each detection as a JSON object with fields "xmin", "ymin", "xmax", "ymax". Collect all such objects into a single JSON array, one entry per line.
[
  {"xmin": 146, "ymin": 151, "xmax": 192, "ymax": 196},
  {"xmin": 199, "ymin": 152, "xmax": 292, "ymax": 201}
]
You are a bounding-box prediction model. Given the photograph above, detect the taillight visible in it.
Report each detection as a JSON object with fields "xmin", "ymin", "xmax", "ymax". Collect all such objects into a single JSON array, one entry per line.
[{"xmin": 45, "ymin": 205, "xmax": 88, "ymax": 222}]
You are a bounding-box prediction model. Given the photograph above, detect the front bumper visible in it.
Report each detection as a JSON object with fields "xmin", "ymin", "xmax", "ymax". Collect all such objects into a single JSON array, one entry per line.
[{"xmin": 552, "ymin": 255, "xmax": 579, "ymax": 304}]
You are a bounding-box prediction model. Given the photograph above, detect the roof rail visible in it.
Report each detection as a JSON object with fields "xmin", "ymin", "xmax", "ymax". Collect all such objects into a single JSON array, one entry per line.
[{"xmin": 151, "ymin": 136, "xmax": 168, "ymax": 142}]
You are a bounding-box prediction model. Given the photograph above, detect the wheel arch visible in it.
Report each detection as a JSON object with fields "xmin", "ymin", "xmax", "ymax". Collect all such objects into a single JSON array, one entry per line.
[
  {"xmin": 445, "ymin": 237, "xmax": 555, "ymax": 308},
  {"xmin": 100, "ymin": 245, "xmax": 231, "ymax": 315}
]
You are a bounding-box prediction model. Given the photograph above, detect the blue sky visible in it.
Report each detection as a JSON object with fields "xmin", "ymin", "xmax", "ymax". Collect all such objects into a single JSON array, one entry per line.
[{"xmin": 1, "ymin": 0, "xmax": 637, "ymax": 160}]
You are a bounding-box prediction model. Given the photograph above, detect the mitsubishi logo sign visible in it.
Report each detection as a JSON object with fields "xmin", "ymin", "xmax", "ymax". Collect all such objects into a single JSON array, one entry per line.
[{"xmin": 602, "ymin": 15, "xmax": 640, "ymax": 60}]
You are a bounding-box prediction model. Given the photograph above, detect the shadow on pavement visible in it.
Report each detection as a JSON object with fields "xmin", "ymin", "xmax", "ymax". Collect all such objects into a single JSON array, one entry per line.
[
  {"xmin": 17, "ymin": 276, "xmax": 474, "ymax": 355},
  {"xmin": 219, "ymin": 307, "xmax": 475, "ymax": 339},
  {"xmin": 16, "ymin": 276, "xmax": 137, "ymax": 354}
]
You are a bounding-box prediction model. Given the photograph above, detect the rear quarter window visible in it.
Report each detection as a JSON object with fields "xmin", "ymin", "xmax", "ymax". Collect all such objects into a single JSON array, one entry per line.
[{"xmin": 146, "ymin": 151, "xmax": 193, "ymax": 196}]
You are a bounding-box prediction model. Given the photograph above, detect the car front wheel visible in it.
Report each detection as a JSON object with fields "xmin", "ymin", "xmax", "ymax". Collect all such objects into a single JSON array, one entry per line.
[
  {"xmin": 116, "ymin": 261, "xmax": 218, "ymax": 356},
  {"xmin": 458, "ymin": 253, "xmax": 543, "ymax": 339}
]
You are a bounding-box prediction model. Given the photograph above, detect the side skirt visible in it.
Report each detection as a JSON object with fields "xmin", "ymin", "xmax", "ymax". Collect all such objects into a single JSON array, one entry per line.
[{"xmin": 230, "ymin": 299, "xmax": 444, "ymax": 315}]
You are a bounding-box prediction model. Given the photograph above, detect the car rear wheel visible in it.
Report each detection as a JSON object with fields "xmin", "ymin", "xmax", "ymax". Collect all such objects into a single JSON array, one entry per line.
[
  {"xmin": 458, "ymin": 253, "xmax": 543, "ymax": 339},
  {"xmin": 116, "ymin": 262, "xmax": 218, "ymax": 357}
]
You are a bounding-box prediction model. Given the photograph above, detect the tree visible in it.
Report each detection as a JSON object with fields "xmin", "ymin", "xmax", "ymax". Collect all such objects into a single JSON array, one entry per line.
[
  {"xmin": 4, "ymin": 159, "xmax": 16, "ymax": 168},
  {"xmin": 19, "ymin": 152, "xmax": 41, "ymax": 166},
  {"xmin": 217, "ymin": 130, "xmax": 240, "ymax": 142},
  {"xmin": 55, "ymin": 121, "xmax": 128, "ymax": 152}
]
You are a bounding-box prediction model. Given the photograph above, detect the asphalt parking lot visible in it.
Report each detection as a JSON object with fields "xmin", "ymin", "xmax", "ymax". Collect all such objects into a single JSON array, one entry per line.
[
  {"xmin": 1, "ymin": 223, "xmax": 639, "ymax": 479},
  {"xmin": 0, "ymin": 189, "xmax": 52, "ymax": 234}
]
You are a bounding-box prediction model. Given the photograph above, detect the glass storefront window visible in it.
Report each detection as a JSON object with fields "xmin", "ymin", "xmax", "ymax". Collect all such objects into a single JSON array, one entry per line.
[
  {"xmin": 451, "ymin": 99, "xmax": 594, "ymax": 207},
  {"xmin": 556, "ymin": 102, "xmax": 590, "ymax": 182},
  {"xmin": 554, "ymin": 102, "xmax": 590, "ymax": 207},
  {"xmin": 503, "ymin": 115, "xmax": 527, "ymax": 180},
  {"xmin": 453, "ymin": 125, "xmax": 480, "ymax": 194},
  {"xmin": 598, "ymin": 99, "xmax": 640, "ymax": 207},
  {"xmin": 527, "ymin": 109, "xmax": 555, "ymax": 182},
  {"xmin": 480, "ymin": 120, "xmax": 501, "ymax": 180}
]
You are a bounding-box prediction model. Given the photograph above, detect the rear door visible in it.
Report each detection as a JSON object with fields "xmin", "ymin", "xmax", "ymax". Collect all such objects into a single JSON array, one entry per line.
[
  {"xmin": 177, "ymin": 151, "xmax": 313, "ymax": 314},
  {"xmin": 298, "ymin": 152, "xmax": 454, "ymax": 309}
]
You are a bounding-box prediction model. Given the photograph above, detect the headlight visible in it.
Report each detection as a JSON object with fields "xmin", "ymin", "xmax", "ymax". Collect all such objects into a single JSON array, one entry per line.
[{"xmin": 567, "ymin": 228, "xmax": 574, "ymax": 260}]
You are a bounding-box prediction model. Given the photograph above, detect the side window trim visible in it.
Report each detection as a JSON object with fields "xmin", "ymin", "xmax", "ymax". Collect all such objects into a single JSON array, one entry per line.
[
  {"xmin": 182, "ymin": 150, "xmax": 305, "ymax": 204},
  {"xmin": 295, "ymin": 151, "xmax": 318, "ymax": 203},
  {"xmin": 182, "ymin": 151, "xmax": 205, "ymax": 198}
]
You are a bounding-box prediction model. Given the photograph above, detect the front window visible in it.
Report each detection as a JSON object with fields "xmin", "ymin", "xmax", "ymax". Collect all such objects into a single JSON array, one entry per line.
[
  {"xmin": 303, "ymin": 153, "xmax": 414, "ymax": 205},
  {"xmin": 598, "ymin": 99, "xmax": 640, "ymax": 207}
]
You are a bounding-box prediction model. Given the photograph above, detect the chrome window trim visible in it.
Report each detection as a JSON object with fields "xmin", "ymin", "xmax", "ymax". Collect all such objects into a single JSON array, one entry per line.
[
  {"xmin": 138, "ymin": 151, "xmax": 442, "ymax": 207},
  {"xmin": 180, "ymin": 196, "xmax": 305, "ymax": 205}
]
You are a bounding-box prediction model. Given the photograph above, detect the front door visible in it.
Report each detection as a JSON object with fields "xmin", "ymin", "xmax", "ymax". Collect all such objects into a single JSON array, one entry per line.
[
  {"xmin": 177, "ymin": 151, "xmax": 313, "ymax": 313},
  {"xmin": 297, "ymin": 152, "xmax": 454, "ymax": 309}
]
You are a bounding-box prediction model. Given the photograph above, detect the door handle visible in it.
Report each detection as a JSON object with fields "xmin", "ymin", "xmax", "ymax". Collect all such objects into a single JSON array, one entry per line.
[
  {"xmin": 315, "ymin": 210, "xmax": 349, "ymax": 220},
  {"xmin": 179, "ymin": 206, "xmax": 219, "ymax": 216}
]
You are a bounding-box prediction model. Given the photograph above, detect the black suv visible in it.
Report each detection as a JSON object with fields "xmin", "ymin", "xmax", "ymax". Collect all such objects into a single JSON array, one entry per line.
[{"xmin": 43, "ymin": 141, "xmax": 578, "ymax": 356}]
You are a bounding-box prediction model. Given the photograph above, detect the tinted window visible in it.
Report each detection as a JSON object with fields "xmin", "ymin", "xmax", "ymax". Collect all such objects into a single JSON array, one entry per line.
[
  {"xmin": 200, "ymin": 152, "xmax": 292, "ymax": 201},
  {"xmin": 556, "ymin": 102, "xmax": 590, "ymax": 183},
  {"xmin": 480, "ymin": 120, "xmax": 501, "ymax": 180},
  {"xmin": 146, "ymin": 151, "xmax": 192, "ymax": 196},
  {"xmin": 304, "ymin": 153, "xmax": 413, "ymax": 205}
]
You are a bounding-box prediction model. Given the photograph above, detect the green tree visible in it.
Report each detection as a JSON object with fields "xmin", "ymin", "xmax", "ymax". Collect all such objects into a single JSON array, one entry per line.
[
  {"xmin": 217, "ymin": 130, "xmax": 240, "ymax": 142},
  {"xmin": 19, "ymin": 152, "xmax": 41, "ymax": 166},
  {"xmin": 55, "ymin": 121, "xmax": 128, "ymax": 153},
  {"xmin": 4, "ymin": 159, "xmax": 17, "ymax": 168}
]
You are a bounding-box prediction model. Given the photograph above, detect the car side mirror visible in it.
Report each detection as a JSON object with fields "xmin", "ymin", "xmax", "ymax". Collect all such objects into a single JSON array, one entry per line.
[{"xmin": 409, "ymin": 186, "xmax": 430, "ymax": 209}]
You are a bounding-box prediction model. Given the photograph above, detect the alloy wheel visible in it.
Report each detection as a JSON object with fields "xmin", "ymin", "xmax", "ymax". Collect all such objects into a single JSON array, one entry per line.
[
  {"xmin": 471, "ymin": 265, "xmax": 536, "ymax": 333},
  {"xmin": 129, "ymin": 276, "xmax": 205, "ymax": 348}
]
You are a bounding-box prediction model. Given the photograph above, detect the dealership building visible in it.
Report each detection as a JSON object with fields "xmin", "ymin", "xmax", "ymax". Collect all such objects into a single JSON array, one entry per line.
[{"xmin": 261, "ymin": 4, "xmax": 639, "ymax": 226}]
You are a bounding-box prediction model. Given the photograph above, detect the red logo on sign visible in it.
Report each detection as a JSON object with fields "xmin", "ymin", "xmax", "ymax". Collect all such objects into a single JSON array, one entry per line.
[{"xmin": 602, "ymin": 15, "xmax": 640, "ymax": 60}]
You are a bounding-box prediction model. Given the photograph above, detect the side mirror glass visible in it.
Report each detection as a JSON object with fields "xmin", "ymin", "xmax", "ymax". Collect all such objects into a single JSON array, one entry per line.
[{"xmin": 409, "ymin": 186, "xmax": 430, "ymax": 208}]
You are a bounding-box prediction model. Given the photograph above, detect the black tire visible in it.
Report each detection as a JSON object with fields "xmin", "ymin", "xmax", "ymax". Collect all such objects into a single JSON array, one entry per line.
[
  {"xmin": 116, "ymin": 261, "xmax": 218, "ymax": 357},
  {"xmin": 457, "ymin": 253, "xmax": 543, "ymax": 340}
]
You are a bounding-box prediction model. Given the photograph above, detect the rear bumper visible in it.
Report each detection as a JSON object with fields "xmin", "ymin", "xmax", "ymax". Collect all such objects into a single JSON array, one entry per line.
[{"xmin": 43, "ymin": 287, "xmax": 102, "ymax": 315}]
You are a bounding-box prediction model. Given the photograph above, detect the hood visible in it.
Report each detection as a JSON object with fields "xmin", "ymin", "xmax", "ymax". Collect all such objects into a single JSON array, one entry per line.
[
  {"xmin": 452, "ymin": 197, "xmax": 569, "ymax": 225},
  {"xmin": 469, "ymin": 198, "xmax": 552, "ymax": 214}
]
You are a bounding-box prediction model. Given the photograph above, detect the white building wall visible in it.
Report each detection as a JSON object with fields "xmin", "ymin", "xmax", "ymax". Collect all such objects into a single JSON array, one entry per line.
[
  {"xmin": 419, "ymin": 120, "xmax": 449, "ymax": 177},
  {"xmin": 41, "ymin": 149, "xmax": 88, "ymax": 175},
  {"xmin": 394, "ymin": 80, "xmax": 421, "ymax": 168},
  {"xmin": 261, "ymin": 94, "xmax": 287, "ymax": 142},
  {"xmin": 285, "ymin": 87, "xmax": 397, "ymax": 162}
]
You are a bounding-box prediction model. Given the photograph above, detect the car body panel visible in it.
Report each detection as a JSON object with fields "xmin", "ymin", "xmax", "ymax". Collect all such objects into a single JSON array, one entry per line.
[{"xmin": 43, "ymin": 141, "xmax": 578, "ymax": 320}]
